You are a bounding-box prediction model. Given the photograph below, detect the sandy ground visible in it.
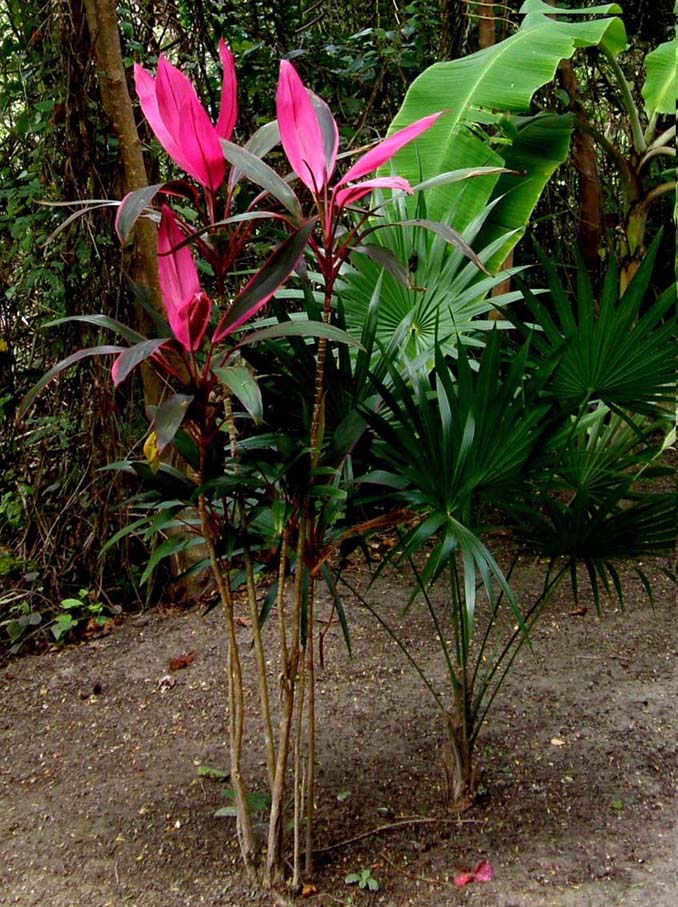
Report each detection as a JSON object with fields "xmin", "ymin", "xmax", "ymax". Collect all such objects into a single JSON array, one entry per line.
[{"xmin": 1, "ymin": 558, "xmax": 676, "ymax": 907}]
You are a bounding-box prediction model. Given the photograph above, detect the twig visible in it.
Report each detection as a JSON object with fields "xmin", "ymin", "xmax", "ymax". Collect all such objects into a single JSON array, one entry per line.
[
  {"xmin": 311, "ymin": 815, "xmax": 483, "ymax": 855},
  {"xmin": 379, "ymin": 850, "xmax": 453, "ymax": 887}
]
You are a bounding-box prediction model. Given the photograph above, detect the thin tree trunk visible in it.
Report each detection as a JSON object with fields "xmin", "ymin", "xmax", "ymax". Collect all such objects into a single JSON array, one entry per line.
[
  {"xmin": 439, "ymin": 0, "xmax": 468, "ymax": 60},
  {"xmin": 476, "ymin": 2, "xmax": 496, "ymax": 49},
  {"xmin": 81, "ymin": 0, "xmax": 161, "ymax": 342},
  {"xmin": 558, "ymin": 60, "xmax": 604, "ymax": 274}
]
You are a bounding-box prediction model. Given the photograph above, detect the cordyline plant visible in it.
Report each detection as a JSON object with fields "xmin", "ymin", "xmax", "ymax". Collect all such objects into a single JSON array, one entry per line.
[{"xmin": 20, "ymin": 44, "xmax": 503, "ymax": 888}]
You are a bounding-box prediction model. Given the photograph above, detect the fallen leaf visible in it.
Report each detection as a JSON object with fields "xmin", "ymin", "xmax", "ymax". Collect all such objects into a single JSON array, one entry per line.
[
  {"xmin": 235, "ymin": 616, "xmax": 252, "ymax": 628},
  {"xmin": 301, "ymin": 883, "xmax": 317, "ymax": 898},
  {"xmin": 473, "ymin": 860, "xmax": 494, "ymax": 882},
  {"xmin": 570, "ymin": 606, "xmax": 587, "ymax": 616},
  {"xmin": 551, "ymin": 737, "xmax": 566, "ymax": 747},
  {"xmin": 169, "ymin": 652, "xmax": 194, "ymax": 671},
  {"xmin": 454, "ymin": 860, "xmax": 494, "ymax": 887},
  {"xmin": 454, "ymin": 871, "xmax": 475, "ymax": 888}
]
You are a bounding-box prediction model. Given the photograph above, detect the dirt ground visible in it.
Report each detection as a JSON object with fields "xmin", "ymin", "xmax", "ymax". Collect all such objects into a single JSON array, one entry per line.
[{"xmin": 1, "ymin": 556, "xmax": 676, "ymax": 907}]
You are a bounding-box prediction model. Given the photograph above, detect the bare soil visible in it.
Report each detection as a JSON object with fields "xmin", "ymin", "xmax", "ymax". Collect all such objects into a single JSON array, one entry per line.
[{"xmin": 1, "ymin": 558, "xmax": 676, "ymax": 907}]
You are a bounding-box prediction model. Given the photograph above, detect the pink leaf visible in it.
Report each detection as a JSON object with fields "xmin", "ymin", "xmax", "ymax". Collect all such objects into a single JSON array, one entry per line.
[
  {"xmin": 333, "ymin": 176, "xmax": 412, "ymax": 212},
  {"xmin": 453, "ymin": 860, "xmax": 494, "ymax": 888},
  {"xmin": 473, "ymin": 860, "xmax": 494, "ymax": 883},
  {"xmin": 135, "ymin": 63, "xmax": 182, "ymax": 164},
  {"xmin": 156, "ymin": 57, "xmax": 200, "ymax": 144},
  {"xmin": 216, "ymin": 39, "xmax": 238, "ymax": 140},
  {"xmin": 135, "ymin": 57, "xmax": 226, "ymax": 191},
  {"xmin": 454, "ymin": 872, "xmax": 475, "ymax": 889},
  {"xmin": 339, "ymin": 112, "xmax": 443, "ymax": 185},
  {"xmin": 158, "ymin": 206, "xmax": 206, "ymax": 351},
  {"xmin": 177, "ymin": 97, "xmax": 226, "ymax": 192},
  {"xmin": 276, "ymin": 60, "xmax": 331, "ymax": 193}
]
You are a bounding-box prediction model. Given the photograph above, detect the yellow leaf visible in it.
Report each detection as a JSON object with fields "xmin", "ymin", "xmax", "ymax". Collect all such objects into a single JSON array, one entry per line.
[{"xmin": 144, "ymin": 431, "xmax": 160, "ymax": 473}]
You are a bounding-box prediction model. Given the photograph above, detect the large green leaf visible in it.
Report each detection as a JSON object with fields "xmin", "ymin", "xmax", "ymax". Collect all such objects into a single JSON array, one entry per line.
[
  {"xmin": 475, "ymin": 113, "xmax": 575, "ymax": 269},
  {"xmin": 642, "ymin": 38, "xmax": 678, "ymax": 118},
  {"xmin": 384, "ymin": 6, "xmax": 626, "ymax": 230}
]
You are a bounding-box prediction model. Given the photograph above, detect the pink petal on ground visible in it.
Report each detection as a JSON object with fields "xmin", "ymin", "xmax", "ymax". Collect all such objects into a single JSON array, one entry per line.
[
  {"xmin": 333, "ymin": 176, "xmax": 412, "ymax": 211},
  {"xmin": 338, "ymin": 112, "xmax": 443, "ymax": 185},
  {"xmin": 216, "ymin": 39, "xmax": 238, "ymax": 140},
  {"xmin": 276, "ymin": 60, "xmax": 327, "ymax": 192},
  {"xmin": 454, "ymin": 871, "xmax": 476, "ymax": 888},
  {"xmin": 473, "ymin": 860, "xmax": 494, "ymax": 883}
]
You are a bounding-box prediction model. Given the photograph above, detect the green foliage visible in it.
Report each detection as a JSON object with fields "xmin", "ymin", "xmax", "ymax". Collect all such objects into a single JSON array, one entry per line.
[
  {"xmin": 51, "ymin": 589, "xmax": 115, "ymax": 642},
  {"xmin": 345, "ymin": 867, "xmax": 380, "ymax": 891}
]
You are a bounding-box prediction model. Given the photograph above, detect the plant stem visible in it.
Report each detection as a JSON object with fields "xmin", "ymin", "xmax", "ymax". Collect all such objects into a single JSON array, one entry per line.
[
  {"xmin": 264, "ymin": 522, "xmax": 303, "ymax": 887},
  {"xmin": 602, "ymin": 48, "xmax": 647, "ymax": 153},
  {"xmin": 293, "ymin": 644, "xmax": 307, "ymax": 889},
  {"xmin": 224, "ymin": 395, "xmax": 277, "ymax": 791},
  {"xmin": 305, "ymin": 575, "xmax": 316, "ymax": 877},
  {"xmin": 197, "ymin": 490, "xmax": 257, "ymax": 876}
]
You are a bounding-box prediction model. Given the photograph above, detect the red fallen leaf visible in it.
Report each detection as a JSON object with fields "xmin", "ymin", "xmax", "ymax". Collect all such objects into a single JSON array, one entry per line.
[
  {"xmin": 454, "ymin": 860, "xmax": 494, "ymax": 887},
  {"xmin": 235, "ymin": 616, "xmax": 252, "ymax": 627},
  {"xmin": 473, "ymin": 860, "xmax": 494, "ymax": 882},
  {"xmin": 454, "ymin": 871, "xmax": 476, "ymax": 888},
  {"xmin": 169, "ymin": 652, "xmax": 194, "ymax": 671},
  {"xmin": 570, "ymin": 606, "xmax": 587, "ymax": 616}
]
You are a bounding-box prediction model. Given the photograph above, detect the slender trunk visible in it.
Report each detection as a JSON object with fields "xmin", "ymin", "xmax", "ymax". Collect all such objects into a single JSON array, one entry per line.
[
  {"xmin": 439, "ymin": 0, "xmax": 468, "ymax": 60},
  {"xmin": 304, "ymin": 577, "xmax": 316, "ymax": 877},
  {"xmin": 198, "ymin": 492, "xmax": 257, "ymax": 876},
  {"xmin": 558, "ymin": 59, "xmax": 604, "ymax": 275},
  {"xmin": 81, "ymin": 0, "xmax": 160, "ymax": 328},
  {"xmin": 224, "ymin": 396, "xmax": 277, "ymax": 792},
  {"xmin": 264, "ymin": 521, "xmax": 304, "ymax": 887},
  {"xmin": 476, "ymin": 2, "xmax": 496, "ymax": 49}
]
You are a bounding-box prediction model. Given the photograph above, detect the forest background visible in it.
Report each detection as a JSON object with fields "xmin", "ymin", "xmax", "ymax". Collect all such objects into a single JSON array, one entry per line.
[{"xmin": 0, "ymin": 0, "xmax": 676, "ymax": 638}]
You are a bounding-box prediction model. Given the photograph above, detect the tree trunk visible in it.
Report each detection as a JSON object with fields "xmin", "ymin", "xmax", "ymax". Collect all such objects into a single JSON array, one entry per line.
[
  {"xmin": 558, "ymin": 61, "xmax": 604, "ymax": 275},
  {"xmin": 477, "ymin": 2, "xmax": 496, "ymax": 49},
  {"xmin": 439, "ymin": 0, "xmax": 468, "ymax": 60},
  {"xmin": 81, "ymin": 0, "xmax": 161, "ymax": 341}
]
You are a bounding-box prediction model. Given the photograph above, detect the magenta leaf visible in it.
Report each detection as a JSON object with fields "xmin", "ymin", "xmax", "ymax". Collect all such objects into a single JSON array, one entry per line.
[
  {"xmin": 339, "ymin": 112, "xmax": 442, "ymax": 185},
  {"xmin": 276, "ymin": 60, "xmax": 329, "ymax": 192},
  {"xmin": 176, "ymin": 96, "xmax": 226, "ymax": 192},
  {"xmin": 333, "ymin": 176, "xmax": 412, "ymax": 212},
  {"xmin": 216, "ymin": 39, "xmax": 238, "ymax": 140},
  {"xmin": 454, "ymin": 872, "xmax": 475, "ymax": 888},
  {"xmin": 473, "ymin": 860, "xmax": 494, "ymax": 883},
  {"xmin": 213, "ymin": 219, "xmax": 316, "ymax": 341},
  {"xmin": 135, "ymin": 54, "xmax": 230, "ymax": 191},
  {"xmin": 158, "ymin": 206, "xmax": 209, "ymax": 351},
  {"xmin": 454, "ymin": 860, "xmax": 494, "ymax": 888}
]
